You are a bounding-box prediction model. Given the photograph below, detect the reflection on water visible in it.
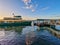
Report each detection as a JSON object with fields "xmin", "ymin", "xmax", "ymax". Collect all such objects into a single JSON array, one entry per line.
[
  {"xmin": 0, "ymin": 30, "xmax": 17, "ymax": 45},
  {"xmin": 0, "ymin": 31, "xmax": 5, "ymax": 37},
  {"xmin": 22, "ymin": 26, "xmax": 38, "ymax": 34},
  {"xmin": 55, "ymin": 25, "xmax": 60, "ymax": 30},
  {"xmin": 0, "ymin": 26, "xmax": 60, "ymax": 45},
  {"xmin": 25, "ymin": 32, "xmax": 36, "ymax": 45}
]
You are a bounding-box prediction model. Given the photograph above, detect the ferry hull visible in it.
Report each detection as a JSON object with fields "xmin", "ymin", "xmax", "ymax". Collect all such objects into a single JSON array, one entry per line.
[{"xmin": 0, "ymin": 22, "xmax": 31, "ymax": 26}]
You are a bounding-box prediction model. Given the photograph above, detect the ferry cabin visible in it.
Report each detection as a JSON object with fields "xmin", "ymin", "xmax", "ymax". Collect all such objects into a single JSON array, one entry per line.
[{"xmin": 0, "ymin": 16, "xmax": 22, "ymax": 23}]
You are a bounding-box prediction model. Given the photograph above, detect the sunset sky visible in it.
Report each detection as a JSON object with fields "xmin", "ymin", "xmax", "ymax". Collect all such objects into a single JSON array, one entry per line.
[{"xmin": 0, "ymin": 0, "xmax": 60, "ymax": 20}]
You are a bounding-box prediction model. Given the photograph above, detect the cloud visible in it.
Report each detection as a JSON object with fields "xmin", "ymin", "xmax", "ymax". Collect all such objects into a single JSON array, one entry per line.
[
  {"xmin": 41, "ymin": 7, "xmax": 49, "ymax": 11},
  {"xmin": 22, "ymin": 0, "xmax": 50, "ymax": 12},
  {"xmin": 23, "ymin": 4, "xmax": 33, "ymax": 9},
  {"xmin": 22, "ymin": 0, "xmax": 38, "ymax": 12},
  {"xmin": 22, "ymin": 0, "xmax": 32, "ymax": 5},
  {"xmin": 31, "ymin": 9, "xmax": 35, "ymax": 12}
]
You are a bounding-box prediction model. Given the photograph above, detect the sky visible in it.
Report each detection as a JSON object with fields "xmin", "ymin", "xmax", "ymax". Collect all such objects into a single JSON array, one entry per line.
[{"xmin": 0, "ymin": 0, "xmax": 60, "ymax": 20}]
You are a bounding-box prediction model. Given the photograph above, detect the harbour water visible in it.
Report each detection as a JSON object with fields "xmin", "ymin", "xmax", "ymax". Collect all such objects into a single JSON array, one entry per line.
[
  {"xmin": 0, "ymin": 26, "xmax": 60, "ymax": 45},
  {"xmin": 55, "ymin": 25, "xmax": 60, "ymax": 30}
]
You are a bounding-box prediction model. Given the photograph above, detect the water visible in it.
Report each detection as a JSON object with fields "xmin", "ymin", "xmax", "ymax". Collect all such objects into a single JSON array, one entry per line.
[
  {"xmin": 0, "ymin": 26, "xmax": 60, "ymax": 45},
  {"xmin": 55, "ymin": 25, "xmax": 60, "ymax": 30}
]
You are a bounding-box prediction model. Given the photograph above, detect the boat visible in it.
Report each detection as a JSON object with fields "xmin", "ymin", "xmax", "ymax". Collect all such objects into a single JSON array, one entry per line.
[{"xmin": 0, "ymin": 15, "xmax": 31, "ymax": 26}]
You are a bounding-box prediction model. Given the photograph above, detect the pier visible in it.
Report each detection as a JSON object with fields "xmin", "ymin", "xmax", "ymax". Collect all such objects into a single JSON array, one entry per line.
[
  {"xmin": 31, "ymin": 20, "xmax": 60, "ymax": 38},
  {"xmin": 43, "ymin": 27, "xmax": 60, "ymax": 38},
  {"xmin": 31, "ymin": 19, "xmax": 60, "ymax": 28}
]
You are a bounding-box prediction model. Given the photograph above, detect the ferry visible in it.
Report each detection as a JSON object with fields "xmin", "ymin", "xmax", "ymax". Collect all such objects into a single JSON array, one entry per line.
[{"xmin": 0, "ymin": 15, "xmax": 31, "ymax": 26}]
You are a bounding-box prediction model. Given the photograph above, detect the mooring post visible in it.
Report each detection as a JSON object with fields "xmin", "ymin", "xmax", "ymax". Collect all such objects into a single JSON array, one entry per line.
[
  {"xmin": 31, "ymin": 21, "xmax": 35, "ymax": 31},
  {"xmin": 31, "ymin": 21, "xmax": 34, "ymax": 27}
]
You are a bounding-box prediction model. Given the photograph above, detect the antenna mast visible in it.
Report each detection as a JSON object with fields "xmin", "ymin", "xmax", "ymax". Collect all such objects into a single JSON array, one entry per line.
[{"xmin": 12, "ymin": 13, "xmax": 15, "ymax": 16}]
